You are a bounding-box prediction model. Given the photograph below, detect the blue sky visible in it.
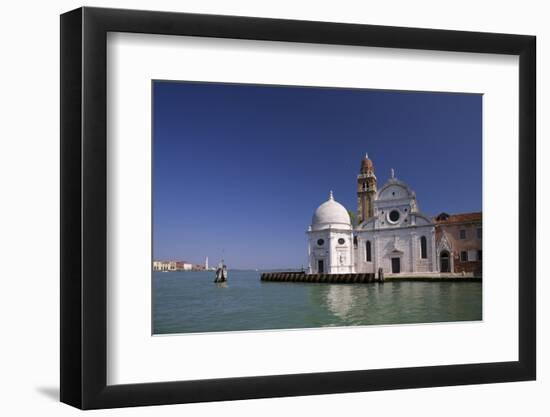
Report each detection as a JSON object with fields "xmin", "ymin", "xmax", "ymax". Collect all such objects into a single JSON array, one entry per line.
[{"xmin": 153, "ymin": 81, "xmax": 482, "ymax": 269}]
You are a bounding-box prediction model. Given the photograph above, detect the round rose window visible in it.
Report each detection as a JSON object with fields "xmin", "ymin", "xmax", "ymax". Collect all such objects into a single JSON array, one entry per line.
[{"xmin": 388, "ymin": 210, "xmax": 400, "ymax": 223}]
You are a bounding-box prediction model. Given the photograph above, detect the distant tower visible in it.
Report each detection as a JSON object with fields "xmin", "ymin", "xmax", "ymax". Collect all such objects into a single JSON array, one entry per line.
[
  {"xmin": 357, "ymin": 153, "xmax": 377, "ymax": 223},
  {"xmin": 205, "ymin": 256, "xmax": 209, "ymax": 270}
]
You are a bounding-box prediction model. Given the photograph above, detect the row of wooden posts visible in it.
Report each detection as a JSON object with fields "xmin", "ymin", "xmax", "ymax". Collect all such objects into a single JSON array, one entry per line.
[{"xmin": 260, "ymin": 272, "xmax": 384, "ymax": 284}]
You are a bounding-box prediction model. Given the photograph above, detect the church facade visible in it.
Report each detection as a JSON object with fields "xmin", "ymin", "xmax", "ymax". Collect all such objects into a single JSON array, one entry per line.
[{"xmin": 307, "ymin": 154, "xmax": 438, "ymax": 276}]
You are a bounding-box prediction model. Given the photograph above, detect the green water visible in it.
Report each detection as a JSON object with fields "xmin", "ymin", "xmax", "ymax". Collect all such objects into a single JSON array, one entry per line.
[{"xmin": 153, "ymin": 270, "xmax": 482, "ymax": 335}]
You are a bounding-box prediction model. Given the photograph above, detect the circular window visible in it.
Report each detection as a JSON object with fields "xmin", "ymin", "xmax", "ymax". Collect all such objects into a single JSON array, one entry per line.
[
  {"xmin": 317, "ymin": 239, "xmax": 324, "ymax": 246},
  {"xmin": 388, "ymin": 210, "xmax": 400, "ymax": 223},
  {"xmin": 338, "ymin": 238, "xmax": 345, "ymax": 245}
]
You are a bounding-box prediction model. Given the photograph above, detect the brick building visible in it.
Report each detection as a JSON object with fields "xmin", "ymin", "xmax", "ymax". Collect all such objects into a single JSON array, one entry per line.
[{"xmin": 433, "ymin": 212, "xmax": 482, "ymax": 276}]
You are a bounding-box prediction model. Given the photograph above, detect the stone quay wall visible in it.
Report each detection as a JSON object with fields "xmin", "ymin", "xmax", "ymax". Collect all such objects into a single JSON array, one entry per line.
[
  {"xmin": 260, "ymin": 272, "xmax": 481, "ymax": 283},
  {"xmin": 261, "ymin": 272, "xmax": 378, "ymax": 283}
]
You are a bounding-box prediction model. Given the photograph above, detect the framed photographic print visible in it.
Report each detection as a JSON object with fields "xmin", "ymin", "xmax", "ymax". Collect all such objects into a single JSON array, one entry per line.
[{"xmin": 60, "ymin": 6, "xmax": 536, "ymax": 409}]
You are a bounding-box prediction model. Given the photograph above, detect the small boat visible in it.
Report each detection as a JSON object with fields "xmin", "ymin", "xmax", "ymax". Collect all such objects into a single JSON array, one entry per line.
[{"xmin": 214, "ymin": 260, "xmax": 228, "ymax": 283}]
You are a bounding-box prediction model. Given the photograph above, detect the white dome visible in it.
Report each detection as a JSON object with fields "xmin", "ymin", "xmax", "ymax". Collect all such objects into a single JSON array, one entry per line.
[{"xmin": 311, "ymin": 191, "xmax": 351, "ymax": 230}]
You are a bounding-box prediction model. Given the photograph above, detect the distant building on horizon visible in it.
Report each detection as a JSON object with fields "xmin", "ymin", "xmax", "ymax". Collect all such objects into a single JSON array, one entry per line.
[
  {"xmin": 153, "ymin": 260, "xmax": 177, "ymax": 271},
  {"xmin": 153, "ymin": 260, "xmax": 193, "ymax": 271},
  {"xmin": 306, "ymin": 154, "xmax": 481, "ymax": 277}
]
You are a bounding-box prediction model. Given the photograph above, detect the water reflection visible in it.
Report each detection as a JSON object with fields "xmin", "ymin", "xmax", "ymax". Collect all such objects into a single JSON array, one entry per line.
[
  {"xmin": 311, "ymin": 281, "xmax": 482, "ymax": 327},
  {"xmin": 324, "ymin": 285, "xmax": 360, "ymax": 320},
  {"xmin": 153, "ymin": 271, "xmax": 482, "ymax": 334}
]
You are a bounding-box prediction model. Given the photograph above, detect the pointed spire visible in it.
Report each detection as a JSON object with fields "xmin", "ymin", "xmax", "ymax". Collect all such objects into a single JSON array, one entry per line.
[
  {"xmin": 391, "ymin": 168, "xmax": 395, "ymax": 179},
  {"xmin": 365, "ymin": 152, "xmax": 369, "ymax": 159},
  {"xmin": 329, "ymin": 190, "xmax": 334, "ymax": 200}
]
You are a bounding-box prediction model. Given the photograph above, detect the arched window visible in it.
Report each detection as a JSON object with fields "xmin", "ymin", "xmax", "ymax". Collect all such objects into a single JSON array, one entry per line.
[
  {"xmin": 420, "ymin": 236, "xmax": 427, "ymax": 259},
  {"xmin": 353, "ymin": 236, "xmax": 358, "ymax": 249},
  {"xmin": 366, "ymin": 240, "xmax": 372, "ymax": 262}
]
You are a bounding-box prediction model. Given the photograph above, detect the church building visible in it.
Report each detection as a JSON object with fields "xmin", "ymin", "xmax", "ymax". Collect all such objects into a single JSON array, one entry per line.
[{"xmin": 307, "ymin": 154, "xmax": 438, "ymax": 276}]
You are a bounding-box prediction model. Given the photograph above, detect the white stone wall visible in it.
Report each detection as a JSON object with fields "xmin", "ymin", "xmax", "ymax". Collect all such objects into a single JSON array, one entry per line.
[
  {"xmin": 308, "ymin": 228, "xmax": 353, "ymax": 274},
  {"xmin": 309, "ymin": 224, "xmax": 437, "ymax": 275},
  {"xmin": 328, "ymin": 230, "xmax": 354, "ymax": 273},
  {"xmin": 355, "ymin": 225, "xmax": 436, "ymax": 275},
  {"xmin": 308, "ymin": 230, "xmax": 330, "ymax": 274},
  {"xmin": 353, "ymin": 236, "xmax": 375, "ymax": 273},
  {"xmin": 307, "ymin": 177, "xmax": 437, "ymax": 275}
]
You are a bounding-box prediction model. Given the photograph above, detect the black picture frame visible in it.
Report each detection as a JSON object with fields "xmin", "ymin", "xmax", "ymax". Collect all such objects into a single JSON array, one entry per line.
[{"xmin": 60, "ymin": 6, "xmax": 536, "ymax": 410}]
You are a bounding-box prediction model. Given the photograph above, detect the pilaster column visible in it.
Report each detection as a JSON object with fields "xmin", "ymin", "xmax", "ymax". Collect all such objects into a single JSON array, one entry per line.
[
  {"xmin": 431, "ymin": 229, "xmax": 437, "ymax": 272},
  {"xmin": 373, "ymin": 235, "xmax": 378, "ymax": 274},
  {"xmin": 327, "ymin": 227, "xmax": 332, "ymax": 274},
  {"xmin": 411, "ymin": 231, "xmax": 417, "ymax": 273},
  {"xmin": 349, "ymin": 231, "xmax": 354, "ymax": 273},
  {"xmin": 307, "ymin": 236, "xmax": 312, "ymax": 274}
]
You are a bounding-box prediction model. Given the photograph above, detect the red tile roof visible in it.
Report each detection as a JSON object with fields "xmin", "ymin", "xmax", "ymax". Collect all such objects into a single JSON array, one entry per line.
[{"xmin": 433, "ymin": 212, "xmax": 482, "ymax": 224}]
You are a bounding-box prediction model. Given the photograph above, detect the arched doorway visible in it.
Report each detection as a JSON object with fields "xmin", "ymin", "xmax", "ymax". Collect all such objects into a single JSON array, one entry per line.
[{"xmin": 440, "ymin": 251, "xmax": 450, "ymax": 273}]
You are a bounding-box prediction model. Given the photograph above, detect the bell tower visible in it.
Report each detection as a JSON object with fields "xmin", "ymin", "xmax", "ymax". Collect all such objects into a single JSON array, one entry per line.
[{"xmin": 357, "ymin": 153, "xmax": 377, "ymax": 223}]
